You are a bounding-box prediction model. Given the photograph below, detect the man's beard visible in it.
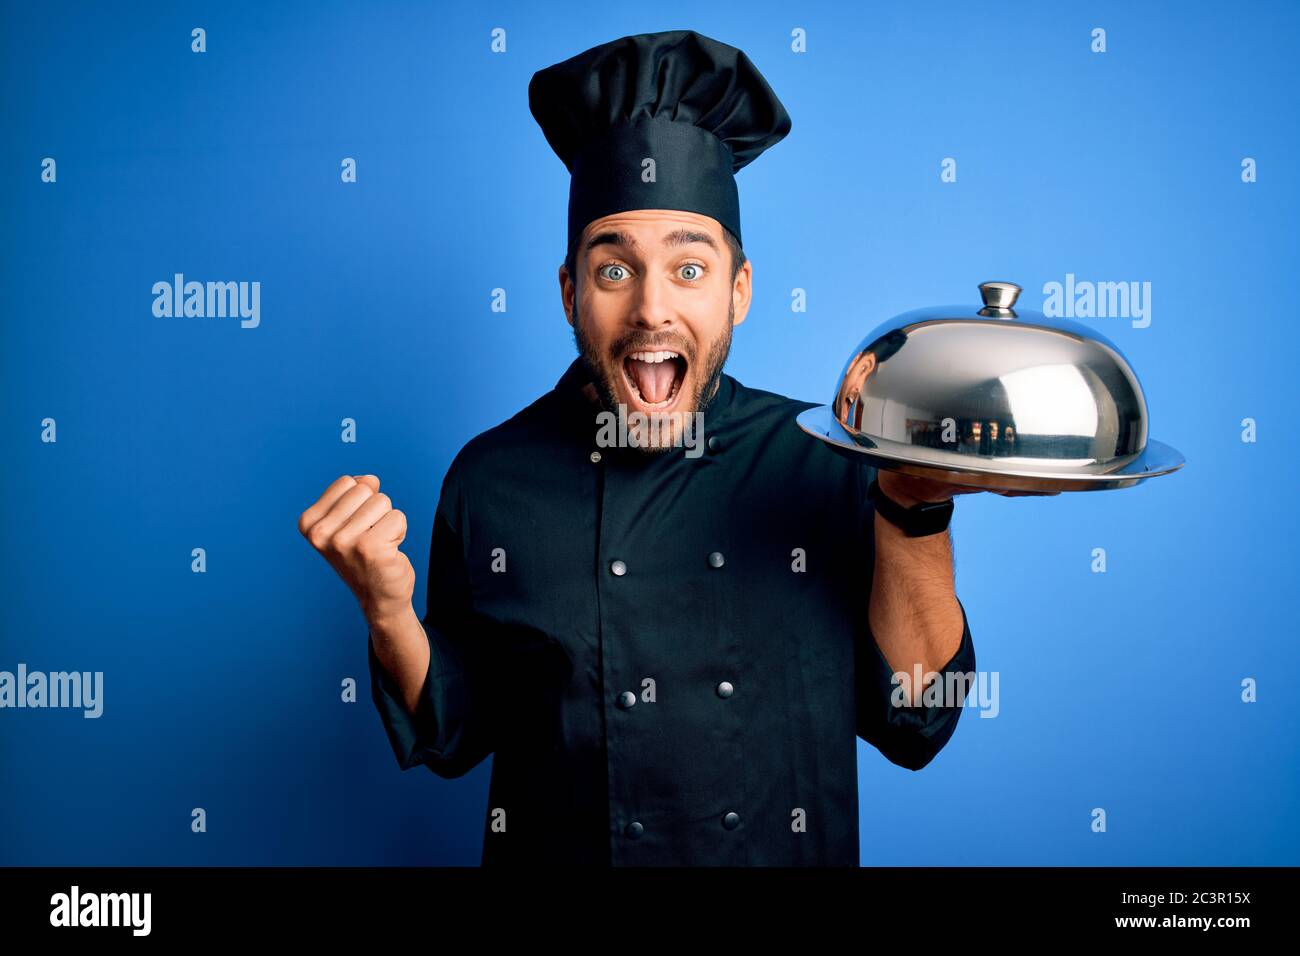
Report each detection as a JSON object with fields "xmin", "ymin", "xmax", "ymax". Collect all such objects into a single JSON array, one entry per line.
[{"xmin": 572, "ymin": 298, "xmax": 734, "ymax": 455}]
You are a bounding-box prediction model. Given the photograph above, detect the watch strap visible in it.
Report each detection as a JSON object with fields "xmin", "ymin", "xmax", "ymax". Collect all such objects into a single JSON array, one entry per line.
[{"xmin": 867, "ymin": 475, "xmax": 954, "ymax": 537}]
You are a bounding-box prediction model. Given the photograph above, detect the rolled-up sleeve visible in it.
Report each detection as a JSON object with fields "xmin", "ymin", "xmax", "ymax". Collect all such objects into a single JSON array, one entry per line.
[
  {"xmin": 855, "ymin": 596, "xmax": 976, "ymax": 771},
  {"xmin": 368, "ymin": 486, "xmax": 497, "ymax": 779}
]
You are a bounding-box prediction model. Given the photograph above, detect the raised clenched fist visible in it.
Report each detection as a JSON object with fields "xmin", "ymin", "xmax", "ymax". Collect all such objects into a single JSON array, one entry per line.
[{"xmin": 298, "ymin": 474, "xmax": 416, "ymax": 625}]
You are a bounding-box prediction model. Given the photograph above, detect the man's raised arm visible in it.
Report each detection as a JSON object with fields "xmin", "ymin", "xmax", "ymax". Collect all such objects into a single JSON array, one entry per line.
[{"xmin": 299, "ymin": 472, "xmax": 495, "ymax": 778}]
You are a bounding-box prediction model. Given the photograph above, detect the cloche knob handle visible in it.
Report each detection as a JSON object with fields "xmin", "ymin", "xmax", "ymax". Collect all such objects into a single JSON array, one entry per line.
[{"xmin": 978, "ymin": 281, "xmax": 1022, "ymax": 317}]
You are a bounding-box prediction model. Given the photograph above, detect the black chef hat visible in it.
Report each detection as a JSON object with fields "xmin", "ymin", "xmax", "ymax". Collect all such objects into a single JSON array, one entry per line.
[{"xmin": 528, "ymin": 30, "xmax": 792, "ymax": 263}]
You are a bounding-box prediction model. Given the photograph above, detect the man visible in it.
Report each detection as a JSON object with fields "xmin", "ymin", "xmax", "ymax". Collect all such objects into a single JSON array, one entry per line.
[{"xmin": 299, "ymin": 30, "xmax": 1035, "ymax": 866}]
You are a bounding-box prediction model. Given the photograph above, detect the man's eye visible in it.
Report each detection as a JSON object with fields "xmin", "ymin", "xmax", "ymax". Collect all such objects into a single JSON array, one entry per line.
[
  {"xmin": 599, "ymin": 264, "xmax": 629, "ymax": 281},
  {"xmin": 680, "ymin": 263, "xmax": 704, "ymax": 281}
]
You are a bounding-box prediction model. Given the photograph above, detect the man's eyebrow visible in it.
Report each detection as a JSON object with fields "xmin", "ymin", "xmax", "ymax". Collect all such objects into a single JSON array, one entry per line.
[
  {"xmin": 584, "ymin": 228, "xmax": 720, "ymax": 255},
  {"xmin": 662, "ymin": 228, "xmax": 719, "ymax": 252},
  {"xmin": 585, "ymin": 230, "xmax": 638, "ymax": 254}
]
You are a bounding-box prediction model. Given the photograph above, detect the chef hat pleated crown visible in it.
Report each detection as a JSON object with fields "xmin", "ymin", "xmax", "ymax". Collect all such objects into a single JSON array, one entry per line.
[{"xmin": 528, "ymin": 30, "xmax": 793, "ymax": 263}]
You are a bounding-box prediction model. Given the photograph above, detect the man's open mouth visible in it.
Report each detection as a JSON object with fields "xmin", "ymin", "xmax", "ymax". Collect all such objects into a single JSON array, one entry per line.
[{"xmin": 622, "ymin": 350, "xmax": 688, "ymax": 409}]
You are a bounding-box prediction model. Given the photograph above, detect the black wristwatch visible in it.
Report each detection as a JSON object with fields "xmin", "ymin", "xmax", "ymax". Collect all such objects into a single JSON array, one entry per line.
[{"xmin": 867, "ymin": 475, "xmax": 954, "ymax": 537}]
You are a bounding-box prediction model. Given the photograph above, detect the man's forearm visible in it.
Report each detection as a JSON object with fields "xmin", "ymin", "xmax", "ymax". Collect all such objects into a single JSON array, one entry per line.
[
  {"xmin": 869, "ymin": 509, "xmax": 964, "ymax": 704},
  {"xmin": 368, "ymin": 605, "xmax": 430, "ymax": 718}
]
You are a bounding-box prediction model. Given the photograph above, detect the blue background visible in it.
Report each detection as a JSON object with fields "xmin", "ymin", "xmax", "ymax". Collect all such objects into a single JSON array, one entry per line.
[{"xmin": 2, "ymin": 0, "xmax": 1296, "ymax": 866}]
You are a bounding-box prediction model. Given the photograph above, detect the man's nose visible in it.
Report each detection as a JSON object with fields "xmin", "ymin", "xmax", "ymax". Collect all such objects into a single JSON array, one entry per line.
[{"xmin": 629, "ymin": 271, "xmax": 676, "ymax": 329}]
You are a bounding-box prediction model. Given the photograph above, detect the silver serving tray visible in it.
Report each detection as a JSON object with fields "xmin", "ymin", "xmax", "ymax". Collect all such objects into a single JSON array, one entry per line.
[{"xmin": 797, "ymin": 404, "xmax": 1185, "ymax": 492}]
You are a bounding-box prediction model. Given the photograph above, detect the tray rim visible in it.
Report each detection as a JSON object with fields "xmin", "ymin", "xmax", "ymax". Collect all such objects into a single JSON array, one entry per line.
[{"xmin": 795, "ymin": 405, "xmax": 1186, "ymax": 491}]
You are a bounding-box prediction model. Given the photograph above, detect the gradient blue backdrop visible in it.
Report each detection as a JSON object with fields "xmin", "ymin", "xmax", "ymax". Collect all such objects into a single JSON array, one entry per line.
[{"xmin": 2, "ymin": 0, "xmax": 1296, "ymax": 865}]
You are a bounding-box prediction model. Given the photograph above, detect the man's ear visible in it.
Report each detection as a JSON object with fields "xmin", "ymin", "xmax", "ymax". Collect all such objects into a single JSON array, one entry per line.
[
  {"xmin": 559, "ymin": 263, "xmax": 576, "ymax": 328},
  {"xmin": 731, "ymin": 259, "xmax": 753, "ymax": 327}
]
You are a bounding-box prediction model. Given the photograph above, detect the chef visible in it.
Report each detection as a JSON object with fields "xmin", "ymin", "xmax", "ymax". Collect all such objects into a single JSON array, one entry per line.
[{"xmin": 300, "ymin": 30, "xmax": 1040, "ymax": 866}]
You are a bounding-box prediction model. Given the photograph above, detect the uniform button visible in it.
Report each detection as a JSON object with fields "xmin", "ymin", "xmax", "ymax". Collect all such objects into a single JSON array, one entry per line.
[
  {"xmin": 708, "ymin": 551, "xmax": 725, "ymax": 568},
  {"xmin": 707, "ymin": 435, "xmax": 721, "ymax": 454},
  {"xmin": 716, "ymin": 681, "xmax": 734, "ymax": 699},
  {"xmin": 610, "ymin": 560, "xmax": 627, "ymax": 576},
  {"xmin": 722, "ymin": 811, "xmax": 742, "ymax": 830},
  {"xmin": 590, "ymin": 450, "xmax": 602, "ymax": 463},
  {"xmin": 625, "ymin": 821, "xmax": 644, "ymax": 839},
  {"xmin": 617, "ymin": 691, "xmax": 636, "ymax": 709}
]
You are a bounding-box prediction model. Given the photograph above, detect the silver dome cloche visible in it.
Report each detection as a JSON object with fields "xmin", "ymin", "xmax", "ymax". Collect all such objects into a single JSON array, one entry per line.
[{"xmin": 796, "ymin": 281, "xmax": 1185, "ymax": 492}]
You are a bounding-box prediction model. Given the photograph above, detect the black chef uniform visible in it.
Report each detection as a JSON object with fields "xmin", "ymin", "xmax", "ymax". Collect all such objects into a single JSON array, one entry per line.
[
  {"xmin": 367, "ymin": 30, "xmax": 978, "ymax": 866},
  {"xmin": 368, "ymin": 358, "xmax": 977, "ymax": 866}
]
